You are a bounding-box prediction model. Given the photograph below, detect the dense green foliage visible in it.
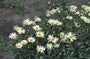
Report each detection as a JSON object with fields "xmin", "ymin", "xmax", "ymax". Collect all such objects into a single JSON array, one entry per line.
[{"xmin": 6, "ymin": 0, "xmax": 25, "ymax": 12}]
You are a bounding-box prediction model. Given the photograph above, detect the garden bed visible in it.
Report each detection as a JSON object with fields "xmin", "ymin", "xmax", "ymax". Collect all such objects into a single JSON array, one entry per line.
[{"xmin": 0, "ymin": 0, "xmax": 90, "ymax": 59}]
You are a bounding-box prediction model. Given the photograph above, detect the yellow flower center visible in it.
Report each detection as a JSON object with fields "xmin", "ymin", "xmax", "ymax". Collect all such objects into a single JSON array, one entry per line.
[
  {"xmin": 70, "ymin": 36, "xmax": 73, "ymax": 39},
  {"xmin": 25, "ymin": 22, "xmax": 29, "ymax": 24},
  {"xmin": 57, "ymin": 22, "xmax": 59, "ymax": 24},
  {"xmin": 40, "ymin": 49, "xmax": 42, "ymax": 51},
  {"xmin": 17, "ymin": 45, "xmax": 20, "ymax": 47},
  {"xmin": 54, "ymin": 10, "xmax": 57, "ymax": 13},
  {"xmin": 48, "ymin": 46, "xmax": 50, "ymax": 48},
  {"xmin": 51, "ymin": 22, "xmax": 54, "ymax": 24},
  {"xmin": 16, "ymin": 28, "xmax": 19, "ymax": 31},
  {"xmin": 35, "ymin": 27, "xmax": 39, "ymax": 30},
  {"xmin": 21, "ymin": 31, "xmax": 24, "ymax": 34},
  {"xmin": 86, "ymin": 8, "xmax": 90, "ymax": 11},
  {"xmin": 30, "ymin": 39, "xmax": 33, "ymax": 41},
  {"xmin": 12, "ymin": 36, "xmax": 15, "ymax": 38},
  {"xmin": 72, "ymin": 6, "xmax": 75, "ymax": 9},
  {"xmin": 38, "ymin": 33, "xmax": 41, "ymax": 36},
  {"xmin": 62, "ymin": 36, "xmax": 65, "ymax": 39},
  {"xmin": 23, "ymin": 42, "xmax": 26, "ymax": 44},
  {"xmin": 51, "ymin": 38, "xmax": 55, "ymax": 41}
]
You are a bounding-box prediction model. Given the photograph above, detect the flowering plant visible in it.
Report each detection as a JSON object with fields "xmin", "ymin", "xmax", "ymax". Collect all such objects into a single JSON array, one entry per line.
[{"xmin": 7, "ymin": 4, "xmax": 90, "ymax": 59}]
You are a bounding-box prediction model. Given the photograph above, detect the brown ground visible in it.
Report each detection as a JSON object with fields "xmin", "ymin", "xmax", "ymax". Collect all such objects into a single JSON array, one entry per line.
[{"xmin": 0, "ymin": 0, "xmax": 90, "ymax": 59}]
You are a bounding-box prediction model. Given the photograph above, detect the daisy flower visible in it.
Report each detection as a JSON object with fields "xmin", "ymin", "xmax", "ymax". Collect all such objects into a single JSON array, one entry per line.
[
  {"xmin": 13, "ymin": 25, "xmax": 22, "ymax": 32},
  {"xmin": 47, "ymin": 43, "xmax": 53, "ymax": 49},
  {"xmin": 70, "ymin": 5, "xmax": 77, "ymax": 10},
  {"xmin": 60, "ymin": 32, "xmax": 65, "ymax": 37},
  {"xmin": 55, "ymin": 20, "xmax": 62, "ymax": 26},
  {"xmin": 54, "ymin": 43, "xmax": 60, "ymax": 48},
  {"xmin": 69, "ymin": 5, "xmax": 77, "ymax": 12},
  {"xmin": 66, "ymin": 16, "xmax": 73, "ymax": 20},
  {"xmin": 23, "ymin": 18, "xmax": 30, "ymax": 25},
  {"xmin": 15, "ymin": 43, "xmax": 23, "ymax": 49},
  {"xmin": 82, "ymin": 5, "xmax": 86, "ymax": 8},
  {"xmin": 35, "ymin": 16, "xmax": 41, "ymax": 22},
  {"xmin": 46, "ymin": 10, "xmax": 51, "ymax": 17},
  {"xmin": 50, "ymin": 9, "xmax": 57, "ymax": 14},
  {"xmin": 9, "ymin": 32, "xmax": 17, "ymax": 39},
  {"xmin": 81, "ymin": 16, "xmax": 90, "ymax": 23},
  {"xmin": 27, "ymin": 37, "xmax": 36, "ymax": 43},
  {"xmin": 66, "ymin": 32, "xmax": 76, "ymax": 42},
  {"xmin": 48, "ymin": 19, "xmax": 56, "ymax": 25},
  {"xmin": 84, "ymin": 19, "xmax": 90, "ymax": 23},
  {"xmin": 36, "ymin": 31, "xmax": 44, "ymax": 38},
  {"xmin": 60, "ymin": 32, "xmax": 67, "ymax": 42},
  {"xmin": 47, "ymin": 35, "xmax": 59, "ymax": 43},
  {"xmin": 81, "ymin": 16, "xmax": 87, "ymax": 20},
  {"xmin": 75, "ymin": 11, "xmax": 80, "ymax": 15},
  {"xmin": 36, "ymin": 45, "xmax": 45, "ymax": 53},
  {"xmin": 33, "ymin": 25, "xmax": 42, "ymax": 31},
  {"xmin": 21, "ymin": 40, "xmax": 28, "ymax": 45},
  {"xmin": 17, "ymin": 29, "xmax": 25, "ymax": 34},
  {"xmin": 84, "ymin": 6, "xmax": 90, "ymax": 12}
]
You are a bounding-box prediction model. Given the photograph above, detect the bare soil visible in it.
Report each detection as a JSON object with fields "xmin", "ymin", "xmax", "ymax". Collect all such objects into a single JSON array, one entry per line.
[{"xmin": 0, "ymin": 0, "xmax": 90, "ymax": 59}]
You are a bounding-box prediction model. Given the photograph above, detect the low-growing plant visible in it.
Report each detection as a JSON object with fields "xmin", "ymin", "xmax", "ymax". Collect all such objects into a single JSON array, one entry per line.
[
  {"xmin": 33, "ymin": 0, "xmax": 69, "ymax": 17},
  {"xmin": 6, "ymin": 4, "xmax": 90, "ymax": 59},
  {"xmin": 6, "ymin": 0, "xmax": 25, "ymax": 12},
  {"xmin": 0, "ymin": 35, "xmax": 9, "ymax": 52}
]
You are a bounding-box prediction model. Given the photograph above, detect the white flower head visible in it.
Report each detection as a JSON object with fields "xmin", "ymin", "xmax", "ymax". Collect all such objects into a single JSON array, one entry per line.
[
  {"xmin": 27, "ymin": 37, "xmax": 36, "ymax": 43},
  {"xmin": 84, "ymin": 6, "xmax": 90, "ymax": 12},
  {"xmin": 81, "ymin": 16, "xmax": 87, "ymax": 20},
  {"xmin": 81, "ymin": 16, "xmax": 90, "ymax": 23},
  {"xmin": 17, "ymin": 29, "xmax": 25, "ymax": 34},
  {"xmin": 70, "ymin": 5, "xmax": 77, "ymax": 10},
  {"xmin": 35, "ymin": 16, "xmax": 41, "ymax": 22},
  {"xmin": 37, "ymin": 45, "xmax": 45, "ymax": 53},
  {"xmin": 9, "ymin": 32, "xmax": 17, "ymax": 39},
  {"xmin": 46, "ymin": 10, "xmax": 51, "ymax": 17},
  {"xmin": 60, "ymin": 32, "xmax": 67, "ymax": 42},
  {"xmin": 84, "ymin": 19, "xmax": 90, "ymax": 23},
  {"xmin": 61, "ymin": 35, "xmax": 67, "ymax": 42},
  {"xmin": 66, "ymin": 16, "xmax": 73, "ymax": 20},
  {"xmin": 55, "ymin": 20, "xmax": 62, "ymax": 26},
  {"xmin": 66, "ymin": 32, "xmax": 76, "ymax": 42},
  {"xmin": 50, "ymin": 9, "xmax": 57, "ymax": 14},
  {"xmin": 60, "ymin": 32, "xmax": 65, "ymax": 37},
  {"xmin": 21, "ymin": 40, "xmax": 28, "ymax": 45},
  {"xmin": 82, "ymin": 5, "xmax": 86, "ymax": 8},
  {"xmin": 36, "ymin": 31, "xmax": 44, "ymax": 38},
  {"xmin": 47, "ymin": 35, "xmax": 59, "ymax": 43},
  {"xmin": 16, "ymin": 43, "xmax": 23, "ymax": 48},
  {"xmin": 47, "ymin": 43, "xmax": 53, "ymax": 49},
  {"xmin": 23, "ymin": 18, "xmax": 30, "ymax": 25},
  {"xmin": 13, "ymin": 25, "xmax": 22, "ymax": 32},
  {"xmin": 48, "ymin": 19, "xmax": 56, "ymax": 25},
  {"xmin": 54, "ymin": 43, "xmax": 60, "ymax": 48},
  {"xmin": 69, "ymin": 5, "xmax": 77, "ymax": 12},
  {"xmin": 33, "ymin": 25, "xmax": 42, "ymax": 31},
  {"xmin": 75, "ymin": 11, "xmax": 80, "ymax": 15}
]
